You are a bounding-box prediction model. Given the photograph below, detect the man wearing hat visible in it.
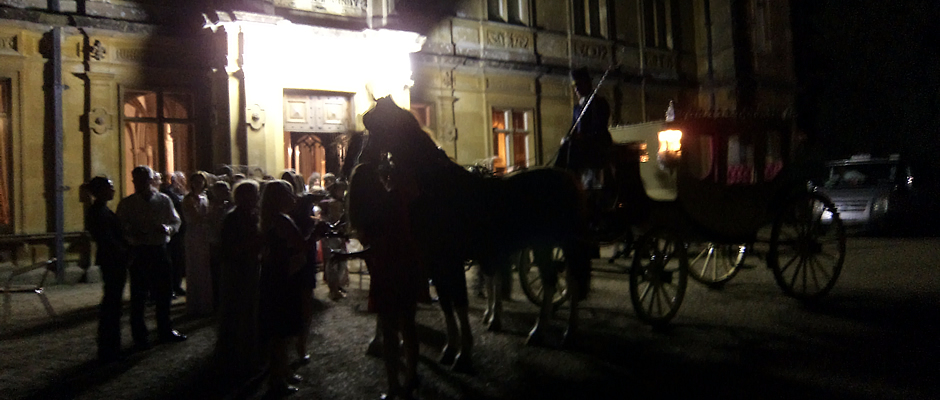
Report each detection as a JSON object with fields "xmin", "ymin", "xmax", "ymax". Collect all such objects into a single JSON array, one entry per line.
[{"xmin": 555, "ymin": 67, "xmax": 613, "ymax": 186}]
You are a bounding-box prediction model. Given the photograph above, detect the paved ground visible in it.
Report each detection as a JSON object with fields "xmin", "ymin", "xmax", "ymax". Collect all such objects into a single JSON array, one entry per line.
[{"xmin": 2, "ymin": 239, "xmax": 938, "ymax": 400}]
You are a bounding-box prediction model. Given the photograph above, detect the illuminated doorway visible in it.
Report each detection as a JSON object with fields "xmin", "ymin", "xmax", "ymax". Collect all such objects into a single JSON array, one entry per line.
[
  {"xmin": 287, "ymin": 133, "xmax": 327, "ymax": 188},
  {"xmin": 283, "ymin": 91, "xmax": 353, "ymax": 186}
]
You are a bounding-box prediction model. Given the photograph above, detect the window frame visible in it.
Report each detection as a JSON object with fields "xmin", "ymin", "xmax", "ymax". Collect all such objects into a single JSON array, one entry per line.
[
  {"xmin": 643, "ymin": 0, "xmax": 674, "ymax": 49},
  {"xmin": 573, "ymin": 0, "xmax": 609, "ymax": 38},
  {"xmin": 488, "ymin": 0, "xmax": 530, "ymax": 25},
  {"xmin": 0, "ymin": 78, "xmax": 12, "ymax": 233},
  {"xmin": 120, "ymin": 87, "xmax": 196, "ymax": 194},
  {"xmin": 491, "ymin": 107, "xmax": 534, "ymax": 175}
]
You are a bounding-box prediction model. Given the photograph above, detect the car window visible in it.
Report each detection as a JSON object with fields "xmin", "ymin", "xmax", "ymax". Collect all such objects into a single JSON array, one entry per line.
[{"xmin": 825, "ymin": 162, "xmax": 897, "ymax": 188}]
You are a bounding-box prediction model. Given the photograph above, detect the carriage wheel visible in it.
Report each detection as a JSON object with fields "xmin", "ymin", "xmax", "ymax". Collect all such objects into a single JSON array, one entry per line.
[
  {"xmin": 629, "ymin": 229, "xmax": 688, "ymax": 326},
  {"xmin": 516, "ymin": 246, "xmax": 571, "ymax": 308},
  {"xmin": 686, "ymin": 242, "xmax": 746, "ymax": 288},
  {"xmin": 768, "ymin": 192, "xmax": 846, "ymax": 301}
]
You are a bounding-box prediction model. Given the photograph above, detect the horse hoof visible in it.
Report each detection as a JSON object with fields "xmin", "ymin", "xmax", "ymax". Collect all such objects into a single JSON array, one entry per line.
[
  {"xmin": 525, "ymin": 330, "xmax": 545, "ymax": 347},
  {"xmin": 486, "ymin": 318, "xmax": 502, "ymax": 332},
  {"xmin": 366, "ymin": 339, "xmax": 383, "ymax": 358},
  {"xmin": 439, "ymin": 346, "xmax": 457, "ymax": 365},
  {"xmin": 562, "ymin": 329, "xmax": 578, "ymax": 348},
  {"xmin": 451, "ymin": 353, "xmax": 474, "ymax": 374}
]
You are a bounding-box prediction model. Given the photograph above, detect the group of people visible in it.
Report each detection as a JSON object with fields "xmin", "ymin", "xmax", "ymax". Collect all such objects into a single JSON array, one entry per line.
[
  {"xmin": 84, "ymin": 166, "xmax": 188, "ymax": 365},
  {"xmin": 82, "ymin": 165, "xmax": 356, "ymax": 396},
  {"xmin": 80, "ymin": 67, "xmax": 613, "ymax": 399}
]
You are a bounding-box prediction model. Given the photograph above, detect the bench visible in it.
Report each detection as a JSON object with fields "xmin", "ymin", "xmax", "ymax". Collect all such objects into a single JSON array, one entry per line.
[
  {"xmin": 0, "ymin": 257, "xmax": 58, "ymax": 325},
  {"xmin": 0, "ymin": 232, "xmax": 92, "ymax": 277}
]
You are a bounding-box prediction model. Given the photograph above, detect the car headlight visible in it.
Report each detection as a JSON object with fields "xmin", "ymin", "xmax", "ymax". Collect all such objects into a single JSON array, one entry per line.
[{"xmin": 872, "ymin": 196, "xmax": 890, "ymax": 213}]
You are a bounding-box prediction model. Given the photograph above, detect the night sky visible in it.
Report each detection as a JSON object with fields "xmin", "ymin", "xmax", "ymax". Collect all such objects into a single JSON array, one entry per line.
[{"xmin": 791, "ymin": 1, "xmax": 940, "ymax": 165}]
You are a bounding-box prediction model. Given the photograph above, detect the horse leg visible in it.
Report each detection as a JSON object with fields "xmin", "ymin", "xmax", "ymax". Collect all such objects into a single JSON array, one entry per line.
[
  {"xmin": 437, "ymin": 298, "xmax": 460, "ymax": 366},
  {"xmin": 482, "ymin": 274, "xmax": 494, "ymax": 325},
  {"xmin": 366, "ymin": 317, "xmax": 383, "ymax": 357},
  {"xmin": 562, "ymin": 273, "xmax": 581, "ymax": 347},
  {"xmin": 526, "ymin": 246, "xmax": 556, "ymax": 347},
  {"xmin": 451, "ymin": 304, "xmax": 475, "ymax": 373},
  {"xmin": 487, "ymin": 268, "xmax": 503, "ymax": 332},
  {"xmin": 563, "ymin": 243, "xmax": 590, "ymax": 347}
]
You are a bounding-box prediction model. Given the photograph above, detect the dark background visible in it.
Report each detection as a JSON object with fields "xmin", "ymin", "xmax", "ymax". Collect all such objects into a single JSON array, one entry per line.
[{"xmin": 791, "ymin": 1, "xmax": 940, "ymax": 166}]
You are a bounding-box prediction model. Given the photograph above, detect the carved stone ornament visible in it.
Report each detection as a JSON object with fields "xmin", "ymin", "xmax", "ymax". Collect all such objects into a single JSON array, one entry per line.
[
  {"xmin": 247, "ymin": 104, "xmax": 266, "ymax": 131},
  {"xmin": 440, "ymin": 124, "xmax": 457, "ymax": 143},
  {"xmin": 89, "ymin": 39, "xmax": 106, "ymax": 61},
  {"xmin": 89, "ymin": 108, "xmax": 112, "ymax": 135}
]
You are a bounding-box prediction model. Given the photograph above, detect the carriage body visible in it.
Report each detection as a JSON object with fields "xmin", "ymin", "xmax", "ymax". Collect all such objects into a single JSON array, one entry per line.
[
  {"xmin": 609, "ymin": 114, "xmax": 802, "ymax": 242},
  {"xmin": 587, "ymin": 113, "xmax": 845, "ymax": 325}
]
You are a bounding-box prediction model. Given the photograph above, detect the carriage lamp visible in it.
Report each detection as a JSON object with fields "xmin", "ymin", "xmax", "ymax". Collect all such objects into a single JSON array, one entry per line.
[{"xmin": 657, "ymin": 129, "xmax": 683, "ymax": 170}]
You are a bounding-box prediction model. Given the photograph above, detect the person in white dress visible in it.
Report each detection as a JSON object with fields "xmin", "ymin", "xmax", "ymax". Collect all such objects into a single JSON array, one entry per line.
[{"xmin": 183, "ymin": 171, "xmax": 213, "ymax": 315}]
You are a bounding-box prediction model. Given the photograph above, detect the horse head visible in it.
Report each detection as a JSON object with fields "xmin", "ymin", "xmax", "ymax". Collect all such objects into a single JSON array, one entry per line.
[{"xmin": 361, "ymin": 96, "xmax": 443, "ymax": 168}]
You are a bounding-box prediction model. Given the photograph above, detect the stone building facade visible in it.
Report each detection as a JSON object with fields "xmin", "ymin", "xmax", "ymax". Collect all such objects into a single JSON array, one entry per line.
[{"xmin": 0, "ymin": 0, "xmax": 795, "ymax": 269}]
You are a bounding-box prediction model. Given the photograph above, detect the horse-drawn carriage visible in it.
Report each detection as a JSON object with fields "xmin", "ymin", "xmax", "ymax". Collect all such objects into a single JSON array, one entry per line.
[
  {"xmin": 514, "ymin": 111, "xmax": 846, "ymax": 326},
  {"xmin": 353, "ymin": 98, "xmax": 846, "ymax": 370}
]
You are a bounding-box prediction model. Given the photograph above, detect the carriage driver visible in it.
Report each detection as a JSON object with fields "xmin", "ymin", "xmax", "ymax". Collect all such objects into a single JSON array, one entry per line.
[{"xmin": 554, "ymin": 68, "xmax": 616, "ymax": 218}]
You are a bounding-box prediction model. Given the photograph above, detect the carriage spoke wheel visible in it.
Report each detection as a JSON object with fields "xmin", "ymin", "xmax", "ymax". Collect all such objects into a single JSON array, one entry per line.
[
  {"xmin": 516, "ymin": 246, "xmax": 570, "ymax": 308},
  {"xmin": 629, "ymin": 230, "xmax": 688, "ymax": 326},
  {"xmin": 769, "ymin": 192, "xmax": 846, "ymax": 301},
  {"xmin": 686, "ymin": 242, "xmax": 746, "ymax": 288}
]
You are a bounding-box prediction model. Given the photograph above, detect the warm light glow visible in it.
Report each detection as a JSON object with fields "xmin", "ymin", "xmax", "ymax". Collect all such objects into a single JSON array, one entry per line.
[{"xmin": 658, "ymin": 129, "xmax": 682, "ymax": 153}]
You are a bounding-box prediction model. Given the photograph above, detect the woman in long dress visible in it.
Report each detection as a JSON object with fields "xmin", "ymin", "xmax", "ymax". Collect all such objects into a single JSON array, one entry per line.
[
  {"xmin": 215, "ymin": 179, "xmax": 263, "ymax": 377},
  {"xmin": 183, "ymin": 171, "xmax": 213, "ymax": 315},
  {"xmin": 259, "ymin": 179, "xmax": 319, "ymax": 396},
  {"xmin": 320, "ymin": 177, "xmax": 350, "ymax": 300}
]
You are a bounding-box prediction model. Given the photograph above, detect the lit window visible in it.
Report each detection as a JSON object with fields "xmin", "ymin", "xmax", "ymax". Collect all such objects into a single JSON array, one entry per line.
[
  {"xmin": 644, "ymin": 0, "xmax": 673, "ymax": 49},
  {"xmin": 122, "ymin": 89, "xmax": 194, "ymax": 193},
  {"xmin": 727, "ymin": 135, "xmax": 755, "ymax": 185},
  {"xmin": 573, "ymin": 0, "xmax": 609, "ymax": 38},
  {"xmin": 410, "ymin": 103, "xmax": 432, "ymax": 129},
  {"xmin": 0, "ymin": 79, "xmax": 11, "ymax": 232},
  {"xmin": 492, "ymin": 108, "xmax": 532, "ymax": 174},
  {"xmin": 488, "ymin": 0, "xmax": 529, "ymax": 25}
]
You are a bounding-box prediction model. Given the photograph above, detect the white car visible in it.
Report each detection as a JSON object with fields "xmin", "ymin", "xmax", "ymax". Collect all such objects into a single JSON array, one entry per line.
[{"xmin": 817, "ymin": 154, "xmax": 937, "ymax": 235}]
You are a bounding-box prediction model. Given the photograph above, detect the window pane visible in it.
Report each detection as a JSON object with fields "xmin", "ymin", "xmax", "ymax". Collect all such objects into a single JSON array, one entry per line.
[
  {"xmin": 574, "ymin": 0, "xmax": 586, "ymax": 34},
  {"xmin": 123, "ymin": 122, "xmax": 160, "ymax": 193},
  {"xmin": 512, "ymin": 111, "xmax": 527, "ymax": 131},
  {"xmin": 588, "ymin": 0, "xmax": 601, "ymax": 37},
  {"xmin": 508, "ymin": 0, "xmax": 524, "ymax": 24},
  {"xmin": 493, "ymin": 131, "xmax": 507, "ymax": 172},
  {"xmin": 644, "ymin": 0, "xmax": 656, "ymax": 47},
  {"xmin": 488, "ymin": 0, "xmax": 505, "ymax": 22},
  {"xmin": 163, "ymin": 92, "xmax": 192, "ymax": 119},
  {"xmin": 0, "ymin": 80, "xmax": 10, "ymax": 229},
  {"xmin": 123, "ymin": 90, "xmax": 157, "ymax": 118},
  {"xmin": 166, "ymin": 123, "xmax": 194, "ymax": 177},
  {"xmin": 512, "ymin": 133, "xmax": 528, "ymax": 168},
  {"xmin": 655, "ymin": 0, "xmax": 667, "ymax": 47},
  {"xmin": 492, "ymin": 109, "xmax": 506, "ymax": 130}
]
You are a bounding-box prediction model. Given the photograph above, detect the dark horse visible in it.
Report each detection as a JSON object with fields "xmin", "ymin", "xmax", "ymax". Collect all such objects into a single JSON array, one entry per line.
[{"xmin": 350, "ymin": 97, "xmax": 592, "ymax": 372}]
